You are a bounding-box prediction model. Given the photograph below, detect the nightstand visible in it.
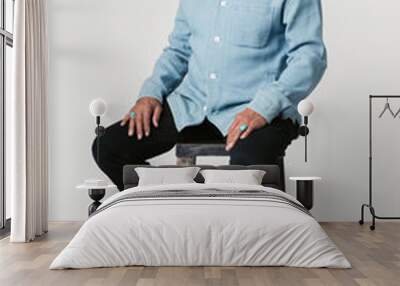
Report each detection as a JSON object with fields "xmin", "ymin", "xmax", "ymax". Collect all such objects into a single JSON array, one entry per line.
[
  {"xmin": 289, "ymin": 177, "xmax": 322, "ymax": 210},
  {"xmin": 77, "ymin": 180, "xmax": 117, "ymax": 216}
]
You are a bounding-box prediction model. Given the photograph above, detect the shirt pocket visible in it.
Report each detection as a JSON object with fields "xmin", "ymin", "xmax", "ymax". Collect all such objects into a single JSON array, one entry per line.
[{"xmin": 228, "ymin": 1, "xmax": 274, "ymax": 48}]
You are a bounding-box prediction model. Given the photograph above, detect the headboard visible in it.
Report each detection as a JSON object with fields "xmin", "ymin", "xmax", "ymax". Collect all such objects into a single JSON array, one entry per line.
[{"xmin": 123, "ymin": 165, "xmax": 285, "ymax": 192}]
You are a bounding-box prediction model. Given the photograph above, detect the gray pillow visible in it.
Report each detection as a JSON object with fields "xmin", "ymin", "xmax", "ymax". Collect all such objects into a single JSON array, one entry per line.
[
  {"xmin": 135, "ymin": 167, "xmax": 201, "ymax": 186},
  {"xmin": 200, "ymin": 169, "xmax": 266, "ymax": 185}
]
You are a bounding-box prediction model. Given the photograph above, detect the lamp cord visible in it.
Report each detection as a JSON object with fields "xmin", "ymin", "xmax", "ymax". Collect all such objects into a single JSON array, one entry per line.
[{"xmin": 305, "ymin": 133, "xmax": 308, "ymax": 163}]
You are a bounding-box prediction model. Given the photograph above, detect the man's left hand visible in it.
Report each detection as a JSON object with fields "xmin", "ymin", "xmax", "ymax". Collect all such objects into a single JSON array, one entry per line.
[{"xmin": 226, "ymin": 108, "xmax": 268, "ymax": 151}]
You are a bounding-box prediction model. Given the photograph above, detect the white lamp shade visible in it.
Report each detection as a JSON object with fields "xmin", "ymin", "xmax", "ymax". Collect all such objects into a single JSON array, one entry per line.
[
  {"xmin": 298, "ymin": 100, "xmax": 314, "ymax": 116},
  {"xmin": 89, "ymin": 98, "xmax": 107, "ymax": 117}
]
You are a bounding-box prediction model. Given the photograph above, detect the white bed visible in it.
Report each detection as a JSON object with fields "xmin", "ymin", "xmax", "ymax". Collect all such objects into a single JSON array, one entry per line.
[{"xmin": 50, "ymin": 183, "xmax": 351, "ymax": 269}]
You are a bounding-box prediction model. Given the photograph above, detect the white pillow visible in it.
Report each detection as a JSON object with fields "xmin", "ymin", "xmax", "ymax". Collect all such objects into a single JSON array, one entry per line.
[
  {"xmin": 135, "ymin": 167, "xmax": 200, "ymax": 186},
  {"xmin": 200, "ymin": 169, "xmax": 266, "ymax": 185}
]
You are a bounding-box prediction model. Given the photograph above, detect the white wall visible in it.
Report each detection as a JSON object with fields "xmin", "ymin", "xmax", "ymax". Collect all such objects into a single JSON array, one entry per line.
[{"xmin": 48, "ymin": 0, "xmax": 400, "ymax": 221}]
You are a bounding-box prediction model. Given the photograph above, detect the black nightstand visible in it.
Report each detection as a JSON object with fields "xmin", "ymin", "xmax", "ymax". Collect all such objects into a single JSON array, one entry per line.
[
  {"xmin": 289, "ymin": 177, "xmax": 321, "ymax": 210},
  {"xmin": 77, "ymin": 181, "xmax": 116, "ymax": 216}
]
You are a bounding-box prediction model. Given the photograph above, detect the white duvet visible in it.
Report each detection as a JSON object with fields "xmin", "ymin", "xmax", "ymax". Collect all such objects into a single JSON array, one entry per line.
[{"xmin": 50, "ymin": 183, "xmax": 351, "ymax": 269}]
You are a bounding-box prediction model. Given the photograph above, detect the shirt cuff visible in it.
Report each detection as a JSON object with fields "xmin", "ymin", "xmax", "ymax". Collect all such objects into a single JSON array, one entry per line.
[
  {"xmin": 248, "ymin": 84, "xmax": 290, "ymax": 123},
  {"xmin": 138, "ymin": 79, "xmax": 165, "ymax": 103}
]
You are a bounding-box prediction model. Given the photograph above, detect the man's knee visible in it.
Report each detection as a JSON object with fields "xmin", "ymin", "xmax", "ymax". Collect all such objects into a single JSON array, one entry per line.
[
  {"xmin": 91, "ymin": 133, "xmax": 114, "ymax": 169},
  {"xmin": 91, "ymin": 122, "xmax": 126, "ymax": 165}
]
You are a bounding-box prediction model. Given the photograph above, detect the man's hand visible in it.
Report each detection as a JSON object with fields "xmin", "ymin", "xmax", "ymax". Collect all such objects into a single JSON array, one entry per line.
[
  {"xmin": 121, "ymin": 97, "xmax": 162, "ymax": 140},
  {"xmin": 226, "ymin": 108, "xmax": 268, "ymax": 151}
]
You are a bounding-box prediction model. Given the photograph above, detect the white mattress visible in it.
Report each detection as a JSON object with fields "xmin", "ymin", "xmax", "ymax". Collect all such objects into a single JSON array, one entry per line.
[{"xmin": 50, "ymin": 183, "xmax": 351, "ymax": 269}]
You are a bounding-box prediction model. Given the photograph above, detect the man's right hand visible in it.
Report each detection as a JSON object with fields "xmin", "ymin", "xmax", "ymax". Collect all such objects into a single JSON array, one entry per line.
[{"xmin": 121, "ymin": 97, "xmax": 163, "ymax": 140}]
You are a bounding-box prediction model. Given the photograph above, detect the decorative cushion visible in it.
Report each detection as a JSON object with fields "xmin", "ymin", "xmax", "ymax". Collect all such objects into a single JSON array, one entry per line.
[
  {"xmin": 135, "ymin": 167, "xmax": 201, "ymax": 186},
  {"xmin": 200, "ymin": 169, "xmax": 266, "ymax": 185}
]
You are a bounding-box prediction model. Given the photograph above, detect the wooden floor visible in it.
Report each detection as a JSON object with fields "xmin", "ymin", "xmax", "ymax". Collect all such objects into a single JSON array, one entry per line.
[{"xmin": 0, "ymin": 222, "xmax": 399, "ymax": 286}]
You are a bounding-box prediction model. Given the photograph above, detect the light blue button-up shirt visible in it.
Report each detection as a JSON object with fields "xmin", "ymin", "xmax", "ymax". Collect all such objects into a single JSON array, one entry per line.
[{"xmin": 139, "ymin": 0, "xmax": 327, "ymax": 136}]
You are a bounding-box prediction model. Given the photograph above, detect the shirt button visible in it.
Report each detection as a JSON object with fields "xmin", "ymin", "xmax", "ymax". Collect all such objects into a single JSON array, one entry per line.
[
  {"xmin": 213, "ymin": 36, "xmax": 221, "ymax": 43},
  {"xmin": 209, "ymin": 73, "xmax": 217, "ymax": 80},
  {"xmin": 220, "ymin": 1, "xmax": 227, "ymax": 7},
  {"xmin": 203, "ymin": 106, "xmax": 208, "ymax": 112}
]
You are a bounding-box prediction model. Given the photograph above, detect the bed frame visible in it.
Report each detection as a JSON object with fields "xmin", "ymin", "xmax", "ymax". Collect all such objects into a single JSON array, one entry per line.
[{"xmin": 123, "ymin": 165, "xmax": 285, "ymax": 192}]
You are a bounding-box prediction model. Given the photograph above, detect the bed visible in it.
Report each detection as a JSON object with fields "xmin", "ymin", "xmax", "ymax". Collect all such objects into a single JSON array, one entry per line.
[{"xmin": 50, "ymin": 165, "xmax": 350, "ymax": 269}]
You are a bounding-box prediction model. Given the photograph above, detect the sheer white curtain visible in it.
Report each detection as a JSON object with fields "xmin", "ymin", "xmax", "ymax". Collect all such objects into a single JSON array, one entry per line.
[{"xmin": 9, "ymin": 0, "xmax": 49, "ymax": 242}]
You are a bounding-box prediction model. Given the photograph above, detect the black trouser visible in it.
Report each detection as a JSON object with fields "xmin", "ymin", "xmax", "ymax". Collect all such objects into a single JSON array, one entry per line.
[{"xmin": 92, "ymin": 103, "xmax": 299, "ymax": 191}]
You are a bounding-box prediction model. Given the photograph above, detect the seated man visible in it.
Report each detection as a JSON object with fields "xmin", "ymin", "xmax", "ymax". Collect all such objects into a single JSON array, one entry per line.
[{"xmin": 93, "ymin": 0, "xmax": 327, "ymax": 191}]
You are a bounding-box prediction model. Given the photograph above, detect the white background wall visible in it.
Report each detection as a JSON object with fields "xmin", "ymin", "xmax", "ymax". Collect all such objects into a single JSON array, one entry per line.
[{"xmin": 47, "ymin": 0, "xmax": 400, "ymax": 221}]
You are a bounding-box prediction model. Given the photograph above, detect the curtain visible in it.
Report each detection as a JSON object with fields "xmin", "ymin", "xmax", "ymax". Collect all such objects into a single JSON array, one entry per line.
[{"xmin": 9, "ymin": 0, "xmax": 49, "ymax": 242}]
